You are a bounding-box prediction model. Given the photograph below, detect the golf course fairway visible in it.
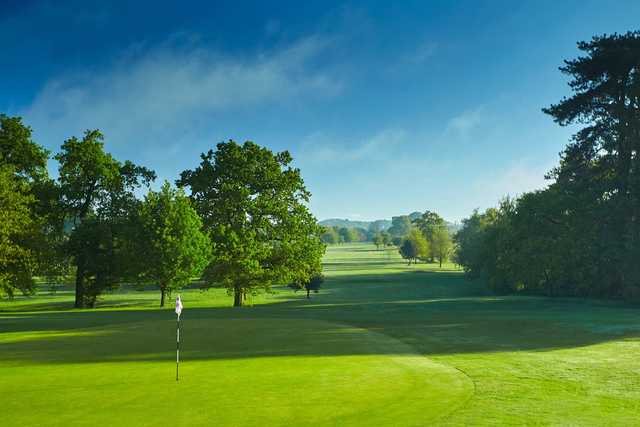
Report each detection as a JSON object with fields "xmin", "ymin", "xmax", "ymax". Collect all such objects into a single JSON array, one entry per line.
[{"xmin": 2, "ymin": 243, "xmax": 639, "ymax": 425}]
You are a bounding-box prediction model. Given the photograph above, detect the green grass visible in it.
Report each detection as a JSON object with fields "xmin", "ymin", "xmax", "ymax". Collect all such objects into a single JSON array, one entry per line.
[{"xmin": 2, "ymin": 243, "xmax": 640, "ymax": 425}]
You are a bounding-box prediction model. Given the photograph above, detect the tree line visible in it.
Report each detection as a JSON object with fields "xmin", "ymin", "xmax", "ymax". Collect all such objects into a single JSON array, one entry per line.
[
  {"xmin": 320, "ymin": 225, "xmax": 377, "ymax": 244},
  {"xmin": 0, "ymin": 123, "xmax": 325, "ymax": 307},
  {"xmin": 454, "ymin": 32, "xmax": 640, "ymax": 301}
]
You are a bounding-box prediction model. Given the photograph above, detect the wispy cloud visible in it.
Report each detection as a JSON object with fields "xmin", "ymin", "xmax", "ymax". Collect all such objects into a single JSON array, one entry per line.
[
  {"xmin": 23, "ymin": 34, "xmax": 342, "ymax": 150},
  {"xmin": 408, "ymin": 40, "xmax": 438, "ymax": 64},
  {"xmin": 297, "ymin": 129, "xmax": 407, "ymax": 165},
  {"xmin": 446, "ymin": 107, "xmax": 485, "ymax": 138}
]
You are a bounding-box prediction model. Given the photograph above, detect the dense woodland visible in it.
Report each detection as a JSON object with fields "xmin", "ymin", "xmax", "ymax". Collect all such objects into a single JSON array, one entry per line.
[{"xmin": 454, "ymin": 32, "xmax": 640, "ymax": 300}]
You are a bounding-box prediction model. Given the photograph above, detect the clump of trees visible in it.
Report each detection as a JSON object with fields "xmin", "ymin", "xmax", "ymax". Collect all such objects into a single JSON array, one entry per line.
[
  {"xmin": 387, "ymin": 215, "xmax": 413, "ymax": 238},
  {"xmin": 455, "ymin": 32, "xmax": 640, "ymax": 300},
  {"xmin": 0, "ymin": 119, "xmax": 325, "ymax": 308},
  {"xmin": 413, "ymin": 210, "xmax": 452, "ymax": 266},
  {"xmin": 372, "ymin": 231, "xmax": 391, "ymax": 249},
  {"xmin": 320, "ymin": 225, "xmax": 372, "ymax": 244},
  {"xmin": 394, "ymin": 210, "xmax": 453, "ymax": 267},
  {"xmin": 399, "ymin": 229, "xmax": 429, "ymax": 264}
]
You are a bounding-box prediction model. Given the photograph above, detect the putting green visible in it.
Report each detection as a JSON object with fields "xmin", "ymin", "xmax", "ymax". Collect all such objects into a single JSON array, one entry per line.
[{"xmin": 2, "ymin": 317, "xmax": 472, "ymax": 426}]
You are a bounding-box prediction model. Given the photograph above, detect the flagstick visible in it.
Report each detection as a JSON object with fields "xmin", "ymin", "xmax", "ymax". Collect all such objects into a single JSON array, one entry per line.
[{"xmin": 176, "ymin": 313, "xmax": 180, "ymax": 381}]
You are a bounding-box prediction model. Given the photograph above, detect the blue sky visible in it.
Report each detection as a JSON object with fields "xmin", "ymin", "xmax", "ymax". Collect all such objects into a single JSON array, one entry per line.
[{"xmin": 2, "ymin": 1, "xmax": 639, "ymax": 221}]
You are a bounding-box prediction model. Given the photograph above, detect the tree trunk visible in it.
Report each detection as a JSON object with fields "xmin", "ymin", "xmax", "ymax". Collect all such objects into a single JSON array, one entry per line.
[
  {"xmin": 306, "ymin": 288, "xmax": 310, "ymax": 299},
  {"xmin": 74, "ymin": 256, "xmax": 86, "ymax": 308},
  {"xmin": 439, "ymin": 259, "xmax": 442, "ymax": 268},
  {"xmin": 233, "ymin": 286, "xmax": 243, "ymax": 307},
  {"xmin": 160, "ymin": 286, "xmax": 166, "ymax": 307}
]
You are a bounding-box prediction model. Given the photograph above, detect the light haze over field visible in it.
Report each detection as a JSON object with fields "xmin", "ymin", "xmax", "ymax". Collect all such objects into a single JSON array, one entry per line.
[{"xmin": 2, "ymin": 0, "xmax": 639, "ymax": 220}]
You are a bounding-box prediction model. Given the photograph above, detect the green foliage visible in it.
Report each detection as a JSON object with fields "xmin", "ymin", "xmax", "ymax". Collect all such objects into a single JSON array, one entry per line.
[
  {"xmin": 387, "ymin": 215, "xmax": 413, "ymax": 237},
  {"xmin": 372, "ymin": 231, "xmax": 392, "ymax": 249},
  {"xmin": 137, "ymin": 182, "xmax": 212, "ymax": 306},
  {"xmin": 0, "ymin": 116, "xmax": 58, "ymax": 297},
  {"xmin": 413, "ymin": 210, "xmax": 446, "ymax": 262},
  {"xmin": 368, "ymin": 219, "xmax": 390, "ymax": 233},
  {"xmin": 0, "ymin": 114, "xmax": 49, "ymax": 181},
  {"xmin": 318, "ymin": 217, "xmax": 389, "ymax": 231},
  {"xmin": 413, "ymin": 210, "xmax": 445, "ymax": 240},
  {"xmin": 289, "ymin": 273, "xmax": 324, "ymax": 298},
  {"xmin": 177, "ymin": 140, "xmax": 325, "ymax": 307},
  {"xmin": 399, "ymin": 228, "xmax": 429, "ymax": 264},
  {"xmin": 381, "ymin": 231, "xmax": 391, "ymax": 246},
  {"xmin": 338, "ymin": 226, "xmax": 360, "ymax": 243},
  {"xmin": 320, "ymin": 226, "xmax": 340, "ymax": 244},
  {"xmin": 373, "ymin": 233, "xmax": 384, "ymax": 249},
  {"xmin": 455, "ymin": 32, "xmax": 640, "ymax": 300},
  {"xmin": 431, "ymin": 226, "xmax": 452, "ymax": 267},
  {"xmin": 55, "ymin": 130, "xmax": 155, "ymax": 307},
  {"xmin": 0, "ymin": 166, "xmax": 37, "ymax": 297}
]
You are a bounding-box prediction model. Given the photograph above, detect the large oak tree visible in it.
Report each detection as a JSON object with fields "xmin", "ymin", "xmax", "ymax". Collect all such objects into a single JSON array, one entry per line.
[{"xmin": 177, "ymin": 140, "xmax": 324, "ymax": 307}]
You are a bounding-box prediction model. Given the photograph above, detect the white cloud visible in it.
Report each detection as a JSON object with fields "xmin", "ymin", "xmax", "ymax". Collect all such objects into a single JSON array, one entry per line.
[{"xmin": 23, "ymin": 35, "xmax": 342, "ymax": 149}]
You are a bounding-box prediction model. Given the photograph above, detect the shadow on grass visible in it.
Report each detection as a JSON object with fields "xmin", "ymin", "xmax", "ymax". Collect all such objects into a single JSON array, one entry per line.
[{"xmin": 2, "ymin": 270, "xmax": 640, "ymax": 364}]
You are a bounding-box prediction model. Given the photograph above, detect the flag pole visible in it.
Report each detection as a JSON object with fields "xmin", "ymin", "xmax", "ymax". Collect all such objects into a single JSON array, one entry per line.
[
  {"xmin": 176, "ymin": 312, "xmax": 180, "ymax": 381},
  {"xmin": 175, "ymin": 294, "xmax": 182, "ymax": 382}
]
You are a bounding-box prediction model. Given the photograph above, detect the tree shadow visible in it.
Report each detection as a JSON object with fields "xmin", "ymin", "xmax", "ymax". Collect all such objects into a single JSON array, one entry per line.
[{"xmin": 2, "ymin": 270, "xmax": 640, "ymax": 365}]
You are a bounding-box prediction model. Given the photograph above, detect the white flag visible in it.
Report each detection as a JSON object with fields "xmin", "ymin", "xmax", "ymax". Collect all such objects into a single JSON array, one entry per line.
[{"xmin": 175, "ymin": 295, "xmax": 183, "ymax": 317}]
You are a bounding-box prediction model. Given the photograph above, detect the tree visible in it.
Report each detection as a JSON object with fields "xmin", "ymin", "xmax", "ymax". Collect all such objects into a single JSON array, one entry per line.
[
  {"xmin": 137, "ymin": 182, "xmax": 212, "ymax": 306},
  {"xmin": 368, "ymin": 220, "xmax": 388, "ymax": 234},
  {"xmin": 381, "ymin": 231, "xmax": 391, "ymax": 247},
  {"xmin": 0, "ymin": 115, "xmax": 59, "ymax": 297},
  {"xmin": 289, "ymin": 273, "xmax": 324, "ymax": 299},
  {"xmin": 0, "ymin": 165, "xmax": 37, "ymax": 297},
  {"xmin": 338, "ymin": 227, "xmax": 359, "ymax": 243},
  {"xmin": 304, "ymin": 274, "xmax": 323, "ymax": 298},
  {"xmin": 55, "ymin": 130, "xmax": 155, "ymax": 307},
  {"xmin": 373, "ymin": 233, "xmax": 384, "ymax": 250},
  {"xmin": 542, "ymin": 31, "xmax": 640, "ymax": 298},
  {"xmin": 387, "ymin": 215, "xmax": 412, "ymax": 237},
  {"xmin": 177, "ymin": 140, "xmax": 325, "ymax": 307},
  {"xmin": 431, "ymin": 226, "xmax": 452, "ymax": 267},
  {"xmin": 320, "ymin": 226, "xmax": 340, "ymax": 244},
  {"xmin": 399, "ymin": 239, "xmax": 418, "ymax": 265},
  {"xmin": 399, "ymin": 229, "xmax": 429, "ymax": 265},
  {"xmin": 454, "ymin": 203, "xmax": 517, "ymax": 293},
  {"xmin": 453, "ymin": 32, "xmax": 640, "ymax": 300},
  {"xmin": 352, "ymin": 227, "xmax": 369, "ymax": 242},
  {"xmin": 0, "ymin": 114, "xmax": 49, "ymax": 181},
  {"xmin": 413, "ymin": 210, "xmax": 446, "ymax": 262}
]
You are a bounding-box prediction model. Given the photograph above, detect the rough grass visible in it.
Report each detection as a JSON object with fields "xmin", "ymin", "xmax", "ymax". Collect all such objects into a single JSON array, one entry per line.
[{"xmin": 2, "ymin": 243, "xmax": 640, "ymax": 425}]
